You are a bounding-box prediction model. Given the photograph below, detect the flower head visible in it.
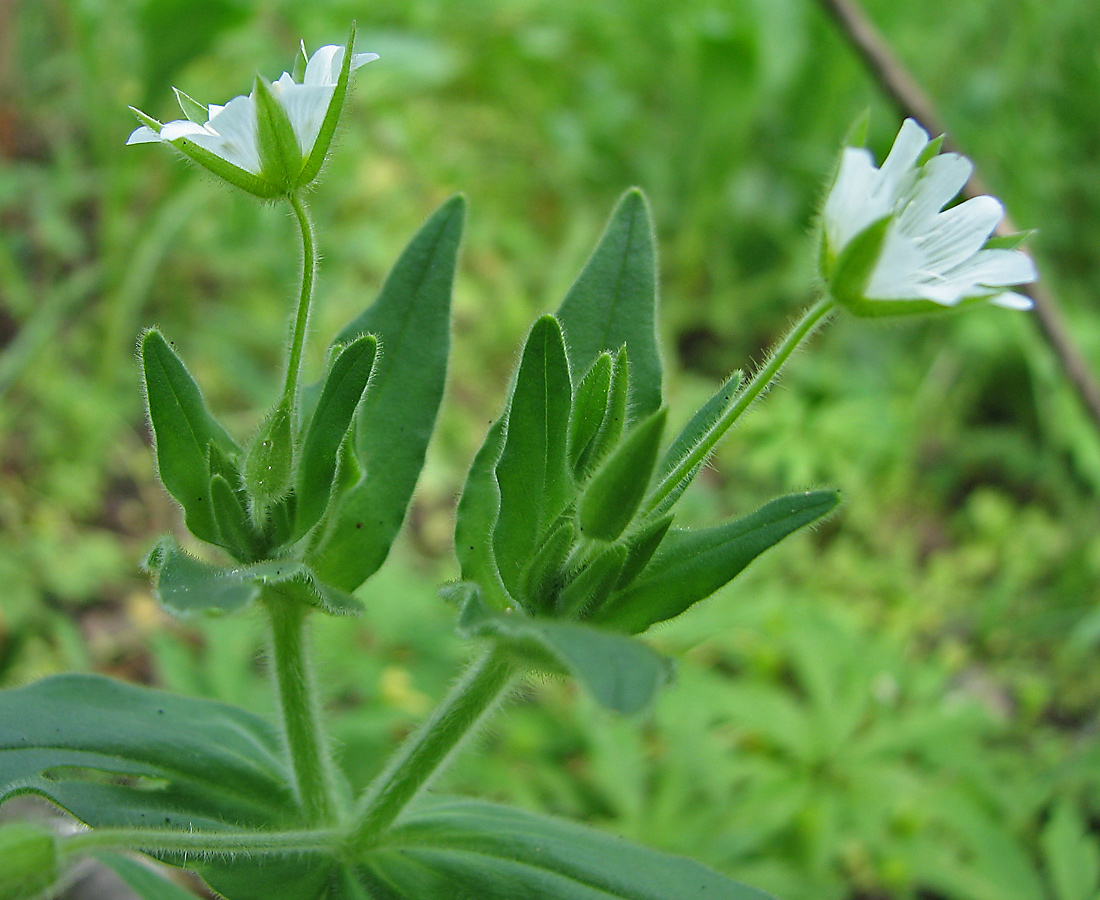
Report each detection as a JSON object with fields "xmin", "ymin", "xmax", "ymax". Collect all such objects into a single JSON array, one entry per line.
[
  {"xmin": 820, "ymin": 118, "xmax": 1036, "ymax": 316},
  {"xmin": 127, "ymin": 27, "xmax": 377, "ymax": 198}
]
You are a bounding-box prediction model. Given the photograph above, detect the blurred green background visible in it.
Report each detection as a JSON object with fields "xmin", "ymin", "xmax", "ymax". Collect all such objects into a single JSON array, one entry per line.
[{"xmin": 3, "ymin": 0, "xmax": 1100, "ymax": 898}]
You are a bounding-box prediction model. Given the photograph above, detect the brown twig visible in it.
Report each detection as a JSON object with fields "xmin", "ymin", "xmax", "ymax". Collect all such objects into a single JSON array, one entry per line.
[{"xmin": 818, "ymin": 0, "xmax": 1100, "ymax": 431}]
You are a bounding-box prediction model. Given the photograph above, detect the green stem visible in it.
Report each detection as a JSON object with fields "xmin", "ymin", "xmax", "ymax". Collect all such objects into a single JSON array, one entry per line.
[
  {"xmin": 282, "ymin": 190, "xmax": 316, "ymax": 408},
  {"xmin": 645, "ymin": 295, "xmax": 835, "ymax": 514},
  {"xmin": 59, "ymin": 826, "xmax": 341, "ymax": 861},
  {"xmin": 347, "ymin": 645, "xmax": 517, "ymax": 852},
  {"xmin": 265, "ymin": 591, "xmax": 336, "ymax": 824}
]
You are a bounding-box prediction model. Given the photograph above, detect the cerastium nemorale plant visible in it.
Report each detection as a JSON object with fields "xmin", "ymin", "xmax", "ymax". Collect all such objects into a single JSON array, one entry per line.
[{"xmin": 0, "ymin": 27, "xmax": 1036, "ymax": 900}]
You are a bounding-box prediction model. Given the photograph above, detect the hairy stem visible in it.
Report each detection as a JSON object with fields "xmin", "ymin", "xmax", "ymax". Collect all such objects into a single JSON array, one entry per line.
[
  {"xmin": 347, "ymin": 645, "xmax": 517, "ymax": 852},
  {"xmin": 283, "ymin": 190, "xmax": 316, "ymax": 409},
  {"xmin": 59, "ymin": 826, "xmax": 341, "ymax": 861},
  {"xmin": 646, "ymin": 296, "xmax": 835, "ymax": 514},
  {"xmin": 265, "ymin": 591, "xmax": 336, "ymax": 824}
]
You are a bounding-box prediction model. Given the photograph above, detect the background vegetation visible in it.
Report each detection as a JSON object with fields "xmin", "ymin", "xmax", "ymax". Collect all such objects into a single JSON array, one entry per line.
[{"xmin": 2, "ymin": 0, "xmax": 1099, "ymax": 898}]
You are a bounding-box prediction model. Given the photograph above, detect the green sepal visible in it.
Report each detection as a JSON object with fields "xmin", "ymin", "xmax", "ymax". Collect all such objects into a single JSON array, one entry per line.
[
  {"xmin": 454, "ymin": 417, "xmax": 512, "ymax": 609},
  {"xmin": 492, "ymin": 315, "xmax": 574, "ymax": 599},
  {"xmin": 172, "ymin": 87, "xmax": 208, "ymax": 124},
  {"xmin": 141, "ymin": 328, "xmax": 240, "ymax": 546},
  {"xmin": 210, "ymin": 472, "xmax": 261, "ymax": 562},
  {"xmin": 568, "ymin": 352, "xmax": 612, "ymax": 476},
  {"xmin": 254, "ymin": 75, "xmax": 304, "ymax": 191},
  {"xmin": 129, "ymin": 105, "xmax": 163, "ymax": 133},
  {"xmin": 291, "ymin": 41, "xmax": 309, "ymax": 83},
  {"xmin": 576, "ymin": 345, "xmax": 629, "ymax": 480},
  {"xmin": 557, "ymin": 544, "xmax": 627, "ymax": 619},
  {"xmin": 309, "ymin": 196, "xmax": 463, "ymax": 592},
  {"xmin": 826, "ymin": 214, "xmax": 890, "ymax": 307},
  {"xmin": 916, "ymin": 133, "xmax": 946, "ymax": 167},
  {"xmin": 616, "ymin": 513, "xmax": 673, "ymax": 588},
  {"xmin": 578, "ymin": 407, "xmax": 666, "ymax": 542},
  {"xmin": 522, "ymin": 518, "xmax": 575, "ymax": 615},
  {"xmin": 984, "ymin": 229, "xmax": 1035, "ymax": 251},
  {"xmin": 243, "ymin": 398, "xmax": 294, "ymax": 520},
  {"xmin": 556, "ymin": 188, "xmax": 662, "ymax": 422},
  {"xmin": 144, "ymin": 535, "xmax": 363, "ymax": 618},
  {"xmin": 299, "ymin": 24, "xmax": 356, "ymax": 186},
  {"xmin": 293, "ymin": 334, "xmax": 377, "ymax": 542},
  {"xmin": 647, "ymin": 368, "xmax": 744, "ymax": 517},
  {"xmin": 594, "ymin": 490, "xmax": 841, "ymax": 633},
  {"xmin": 171, "ymin": 135, "xmax": 282, "ymax": 199},
  {"xmin": 456, "ymin": 585, "xmax": 671, "ymax": 714},
  {"xmin": 0, "ymin": 823, "xmax": 58, "ymax": 900}
]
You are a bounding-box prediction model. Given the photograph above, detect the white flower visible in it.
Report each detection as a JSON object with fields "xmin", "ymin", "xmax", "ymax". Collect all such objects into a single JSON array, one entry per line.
[
  {"xmin": 127, "ymin": 34, "xmax": 378, "ymax": 197},
  {"xmin": 821, "ymin": 118, "xmax": 1037, "ymax": 315}
]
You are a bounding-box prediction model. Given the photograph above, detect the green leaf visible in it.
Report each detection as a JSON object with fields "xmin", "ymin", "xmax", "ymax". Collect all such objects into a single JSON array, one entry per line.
[
  {"xmin": 0, "ymin": 822, "xmax": 58, "ymax": 900},
  {"xmin": 309, "ymin": 196, "xmax": 463, "ymax": 592},
  {"xmin": 616, "ymin": 514, "xmax": 673, "ymax": 589},
  {"xmin": 523, "ymin": 518, "xmax": 575, "ymax": 615},
  {"xmin": 1040, "ymin": 800, "xmax": 1100, "ymax": 900},
  {"xmin": 579, "ymin": 408, "xmax": 666, "ymax": 542},
  {"xmin": 556, "ymin": 188, "xmax": 662, "ymax": 423},
  {"xmin": 493, "ymin": 316, "xmax": 574, "ymax": 600},
  {"xmin": 243, "ymin": 398, "xmax": 294, "ymax": 519},
  {"xmin": 361, "ymin": 797, "xmax": 775, "ymax": 899},
  {"xmin": 300, "ymin": 25, "xmax": 356, "ymax": 186},
  {"xmin": 568, "ymin": 352, "xmax": 613, "ymax": 475},
  {"xmin": 650, "ymin": 369, "xmax": 743, "ymax": 515},
  {"xmin": 141, "ymin": 329, "xmax": 239, "ymax": 546},
  {"xmin": 595, "ymin": 490, "xmax": 840, "ymax": 633},
  {"xmin": 458, "ymin": 588, "xmax": 670, "ymax": 714},
  {"xmin": 557, "ymin": 544, "xmax": 627, "ymax": 619},
  {"xmin": 576, "ymin": 345, "xmax": 629, "ymax": 479},
  {"xmin": 210, "ymin": 472, "xmax": 261, "ymax": 562},
  {"xmin": 144, "ymin": 536, "xmax": 363, "ymax": 618},
  {"xmin": 0, "ymin": 674, "xmax": 296, "ymax": 830},
  {"xmin": 97, "ymin": 853, "xmax": 202, "ymax": 900},
  {"xmin": 254, "ymin": 75, "xmax": 304, "ymax": 190},
  {"xmin": 294, "ymin": 335, "xmax": 377, "ymax": 541},
  {"xmin": 454, "ymin": 417, "xmax": 512, "ymax": 609}
]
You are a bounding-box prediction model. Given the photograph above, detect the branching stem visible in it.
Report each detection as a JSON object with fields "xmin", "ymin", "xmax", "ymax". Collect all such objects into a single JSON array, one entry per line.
[
  {"xmin": 59, "ymin": 826, "xmax": 341, "ymax": 861},
  {"xmin": 347, "ymin": 645, "xmax": 517, "ymax": 853}
]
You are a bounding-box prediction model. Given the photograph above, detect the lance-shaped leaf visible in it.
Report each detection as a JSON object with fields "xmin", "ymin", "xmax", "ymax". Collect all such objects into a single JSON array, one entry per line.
[
  {"xmin": 576, "ymin": 345, "xmax": 629, "ymax": 480},
  {"xmin": 493, "ymin": 316, "xmax": 574, "ymax": 598},
  {"xmin": 595, "ymin": 490, "xmax": 841, "ymax": 633},
  {"xmin": 523, "ymin": 517, "xmax": 575, "ymax": 615},
  {"xmin": 578, "ymin": 407, "xmax": 666, "ymax": 542},
  {"xmin": 97, "ymin": 853, "xmax": 209, "ymax": 900},
  {"xmin": 557, "ymin": 544, "xmax": 627, "ymax": 619},
  {"xmin": 616, "ymin": 513, "xmax": 673, "ymax": 589},
  {"xmin": 556, "ymin": 188, "xmax": 662, "ymax": 422},
  {"xmin": 454, "ymin": 416, "xmax": 512, "ymax": 610},
  {"xmin": 568, "ymin": 352, "xmax": 612, "ymax": 473},
  {"xmin": 141, "ymin": 329, "xmax": 240, "ymax": 546},
  {"xmin": 0, "ymin": 675, "xmax": 339, "ymax": 900},
  {"xmin": 210, "ymin": 472, "xmax": 262, "ymax": 562},
  {"xmin": 293, "ymin": 335, "xmax": 377, "ymax": 541},
  {"xmin": 458, "ymin": 586, "xmax": 670, "ymax": 714},
  {"xmin": 0, "ymin": 674, "xmax": 296, "ymax": 829},
  {"xmin": 145, "ymin": 536, "xmax": 363, "ymax": 618},
  {"xmin": 243, "ymin": 398, "xmax": 294, "ymax": 518},
  {"xmin": 358, "ymin": 797, "xmax": 775, "ymax": 899},
  {"xmin": 648, "ymin": 369, "xmax": 744, "ymax": 517},
  {"xmin": 309, "ymin": 196, "xmax": 463, "ymax": 591}
]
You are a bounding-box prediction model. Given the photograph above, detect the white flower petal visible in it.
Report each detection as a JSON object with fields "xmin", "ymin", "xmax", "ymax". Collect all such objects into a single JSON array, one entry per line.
[
  {"xmin": 351, "ymin": 52, "xmax": 380, "ymax": 70},
  {"xmin": 304, "ymin": 45, "xmax": 343, "ymax": 85},
  {"xmin": 896, "ymin": 153, "xmax": 973, "ymax": 235},
  {"xmin": 277, "ymin": 83, "xmax": 337, "ymax": 155},
  {"xmin": 126, "ymin": 125, "xmax": 160, "ymax": 144},
  {"xmin": 872, "ymin": 118, "xmax": 928, "ymax": 204},
  {"xmin": 988, "ymin": 291, "xmax": 1034, "ymax": 310},
  {"xmin": 824, "ymin": 148, "xmax": 882, "ymax": 252},
  {"xmin": 915, "ymin": 195, "xmax": 1004, "ymax": 274},
  {"xmin": 946, "ymin": 248, "xmax": 1038, "ymax": 289},
  {"xmin": 198, "ymin": 95, "xmax": 262, "ymax": 174}
]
